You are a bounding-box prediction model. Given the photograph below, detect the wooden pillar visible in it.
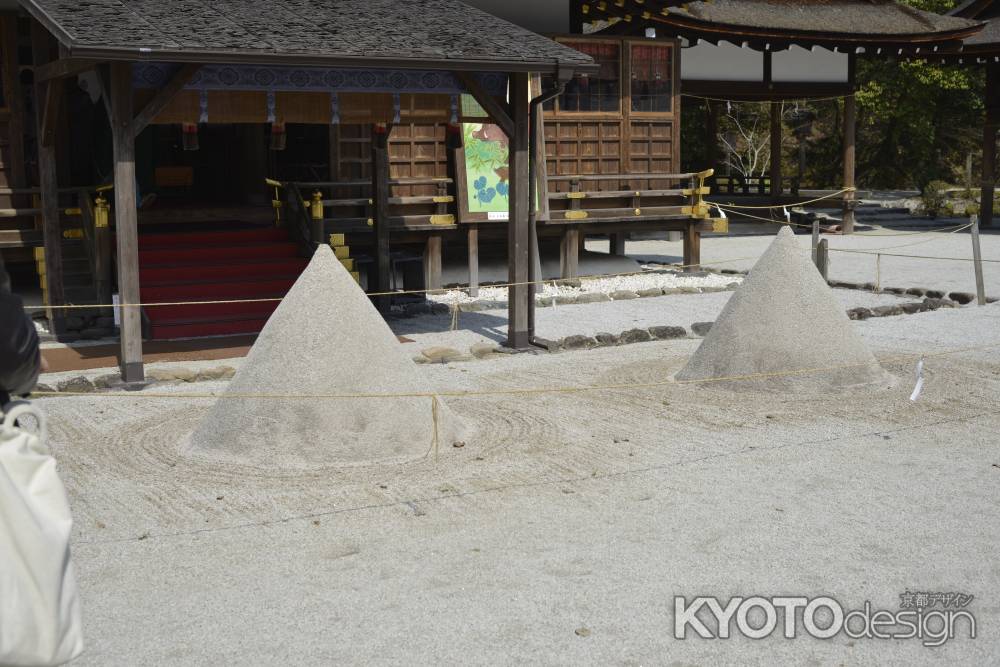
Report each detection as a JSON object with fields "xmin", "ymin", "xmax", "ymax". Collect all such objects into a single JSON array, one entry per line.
[
  {"xmin": 560, "ymin": 227, "xmax": 580, "ymax": 278},
  {"xmin": 770, "ymin": 102, "xmax": 782, "ymax": 200},
  {"xmin": 506, "ymin": 72, "xmax": 531, "ymax": 349},
  {"xmin": 683, "ymin": 223, "xmax": 701, "ymax": 271},
  {"xmin": 610, "ymin": 232, "xmax": 626, "ymax": 256},
  {"xmin": 467, "ymin": 225, "xmax": 479, "ymax": 298},
  {"xmin": 842, "ymin": 55, "xmax": 857, "ymax": 234},
  {"xmin": 5, "ymin": 16, "xmax": 26, "ymax": 191},
  {"xmin": 30, "ymin": 22, "xmax": 65, "ymax": 333},
  {"xmin": 423, "ymin": 233, "xmax": 442, "ymax": 291},
  {"xmin": 371, "ymin": 124, "xmax": 392, "ymax": 312},
  {"xmin": 981, "ymin": 63, "xmax": 1000, "ymax": 229},
  {"xmin": 109, "ymin": 61, "xmax": 144, "ymax": 383}
]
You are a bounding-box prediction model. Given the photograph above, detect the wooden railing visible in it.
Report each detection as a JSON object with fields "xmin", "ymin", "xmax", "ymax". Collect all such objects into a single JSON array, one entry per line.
[
  {"xmin": 546, "ymin": 171, "xmax": 715, "ymax": 225},
  {"xmin": 712, "ymin": 174, "xmax": 801, "ymax": 197},
  {"xmin": 275, "ymin": 177, "xmax": 457, "ymax": 243}
]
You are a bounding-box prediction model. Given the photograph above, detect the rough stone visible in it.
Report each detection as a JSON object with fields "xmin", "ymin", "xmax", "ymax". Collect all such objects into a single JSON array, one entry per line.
[
  {"xmin": 925, "ymin": 289, "xmax": 945, "ymax": 299},
  {"xmin": 949, "ymin": 292, "xmax": 975, "ymax": 305},
  {"xmin": 619, "ymin": 328, "xmax": 653, "ymax": 344},
  {"xmin": 560, "ymin": 335, "xmax": 597, "ymax": 350},
  {"xmin": 574, "ymin": 292, "xmax": 610, "ymax": 304},
  {"xmin": 469, "ymin": 342, "xmax": 499, "ymax": 359},
  {"xmin": 900, "ymin": 302, "xmax": 927, "ymax": 314},
  {"xmin": 725, "ymin": 282, "xmax": 742, "ymax": 290},
  {"xmin": 905, "ymin": 287, "xmax": 928, "ymax": 297},
  {"xmin": 458, "ymin": 302, "xmax": 484, "ymax": 313},
  {"xmin": 33, "ymin": 383, "xmax": 55, "ymax": 394},
  {"xmin": 532, "ymin": 338, "xmax": 561, "ymax": 352},
  {"xmin": 649, "ymin": 325, "xmax": 687, "ymax": 340},
  {"xmin": 884, "ymin": 287, "xmax": 908, "ymax": 295},
  {"xmin": 57, "ymin": 376, "xmax": 95, "ymax": 393},
  {"xmin": 678, "ymin": 286, "xmax": 702, "ymax": 294},
  {"xmin": 846, "ymin": 307, "xmax": 872, "ymax": 321},
  {"xmin": 609, "ymin": 290, "xmax": 638, "ymax": 301},
  {"xmin": 555, "ymin": 278, "xmax": 582, "ymax": 288},
  {"xmin": 146, "ymin": 367, "xmax": 196, "ymax": 382},
  {"xmin": 691, "ymin": 321, "xmax": 714, "ymax": 336},
  {"xmin": 421, "ymin": 346, "xmax": 466, "ymax": 363},
  {"xmin": 554, "ymin": 295, "xmax": 579, "ymax": 306},
  {"xmin": 594, "ymin": 332, "xmax": 620, "ymax": 346},
  {"xmin": 660, "ymin": 287, "xmax": 682, "ymax": 295},
  {"xmin": 636, "ymin": 288, "xmax": 664, "ymax": 298},
  {"xmin": 196, "ymin": 366, "xmax": 237, "ymax": 381},
  {"xmin": 871, "ymin": 305, "xmax": 904, "ymax": 317},
  {"xmin": 93, "ymin": 373, "xmax": 122, "ymax": 389},
  {"xmin": 940, "ymin": 298, "xmax": 959, "ymax": 308},
  {"xmin": 922, "ymin": 298, "xmax": 946, "ymax": 310}
]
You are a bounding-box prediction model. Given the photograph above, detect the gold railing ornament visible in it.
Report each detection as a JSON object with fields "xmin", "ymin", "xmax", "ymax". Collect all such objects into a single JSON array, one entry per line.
[
  {"xmin": 94, "ymin": 193, "xmax": 110, "ymax": 229},
  {"xmin": 265, "ymin": 178, "xmax": 284, "ymax": 227},
  {"xmin": 311, "ymin": 190, "xmax": 324, "ymax": 222}
]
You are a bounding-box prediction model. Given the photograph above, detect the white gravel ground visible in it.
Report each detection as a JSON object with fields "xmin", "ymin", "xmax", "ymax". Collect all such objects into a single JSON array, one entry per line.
[
  {"xmin": 395, "ymin": 287, "xmax": 914, "ymax": 352},
  {"xmin": 31, "ymin": 302, "xmax": 1000, "ymax": 665},
  {"xmin": 611, "ymin": 227, "xmax": 1000, "ymax": 297},
  {"xmin": 427, "ymin": 270, "xmax": 740, "ymax": 306}
]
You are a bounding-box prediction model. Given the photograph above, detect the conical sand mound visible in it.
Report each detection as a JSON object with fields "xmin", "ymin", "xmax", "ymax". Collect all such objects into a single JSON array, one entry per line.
[
  {"xmin": 190, "ymin": 244, "xmax": 467, "ymax": 467},
  {"xmin": 675, "ymin": 226, "xmax": 894, "ymax": 392}
]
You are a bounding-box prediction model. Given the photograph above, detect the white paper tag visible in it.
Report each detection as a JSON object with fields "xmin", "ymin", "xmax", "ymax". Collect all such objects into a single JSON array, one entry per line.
[
  {"xmin": 487, "ymin": 211, "xmax": 509, "ymax": 221},
  {"xmin": 783, "ymin": 206, "xmax": 791, "ymax": 223},
  {"xmin": 112, "ymin": 293, "xmax": 120, "ymax": 327},
  {"xmin": 909, "ymin": 358, "xmax": 925, "ymax": 402},
  {"xmin": 715, "ymin": 205, "xmax": 727, "ymax": 219}
]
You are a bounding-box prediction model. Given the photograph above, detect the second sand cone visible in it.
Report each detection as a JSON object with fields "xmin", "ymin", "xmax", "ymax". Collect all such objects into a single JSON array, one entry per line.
[
  {"xmin": 676, "ymin": 226, "xmax": 894, "ymax": 391},
  {"xmin": 189, "ymin": 244, "xmax": 467, "ymax": 468}
]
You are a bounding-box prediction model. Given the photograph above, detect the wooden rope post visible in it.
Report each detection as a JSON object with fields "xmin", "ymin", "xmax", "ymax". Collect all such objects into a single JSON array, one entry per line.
[
  {"xmin": 467, "ymin": 224, "xmax": 479, "ymax": 298},
  {"xmin": 371, "ymin": 124, "xmax": 392, "ymax": 312},
  {"xmin": 811, "ymin": 218, "xmax": 820, "ymax": 266},
  {"xmin": 971, "ymin": 214, "xmax": 986, "ymax": 306}
]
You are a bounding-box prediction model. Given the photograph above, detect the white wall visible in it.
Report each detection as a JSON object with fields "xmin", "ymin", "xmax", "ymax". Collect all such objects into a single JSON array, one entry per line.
[
  {"xmin": 681, "ymin": 41, "xmax": 763, "ymax": 81},
  {"xmin": 462, "ymin": 0, "xmax": 570, "ymax": 34},
  {"xmin": 773, "ymin": 45, "xmax": 848, "ymax": 83},
  {"xmin": 681, "ymin": 41, "xmax": 848, "ymax": 83}
]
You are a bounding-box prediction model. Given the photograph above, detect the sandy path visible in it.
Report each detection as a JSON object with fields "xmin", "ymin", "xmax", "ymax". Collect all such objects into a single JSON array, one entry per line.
[{"xmin": 30, "ymin": 303, "xmax": 1000, "ymax": 664}]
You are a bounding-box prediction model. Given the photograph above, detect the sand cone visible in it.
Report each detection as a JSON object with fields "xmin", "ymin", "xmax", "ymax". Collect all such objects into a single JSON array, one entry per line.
[
  {"xmin": 190, "ymin": 244, "xmax": 466, "ymax": 467},
  {"xmin": 675, "ymin": 226, "xmax": 893, "ymax": 392}
]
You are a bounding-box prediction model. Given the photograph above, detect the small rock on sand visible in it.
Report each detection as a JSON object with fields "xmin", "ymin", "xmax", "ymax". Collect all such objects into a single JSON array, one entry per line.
[
  {"xmin": 57, "ymin": 376, "xmax": 95, "ymax": 393},
  {"xmin": 595, "ymin": 332, "xmax": 620, "ymax": 346},
  {"xmin": 636, "ymin": 287, "xmax": 663, "ymax": 298},
  {"xmin": 619, "ymin": 328, "xmax": 653, "ymax": 344},
  {"xmin": 421, "ymin": 346, "xmax": 467, "ymax": 363},
  {"xmin": 561, "ymin": 335, "xmax": 597, "ymax": 350},
  {"xmin": 649, "ymin": 326, "xmax": 686, "ymax": 340},
  {"xmin": 469, "ymin": 342, "xmax": 498, "ymax": 359},
  {"xmin": 609, "ymin": 290, "xmax": 638, "ymax": 301},
  {"xmin": 575, "ymin": 292, "xmax": 610, "ymax": 304},
  {"xmin": 196, "ymin": 366, "xmax": 236, "ymax": 381},
  {"xmin": 691, "ymin": 321, "xmax": 714, "ymax": 336}
]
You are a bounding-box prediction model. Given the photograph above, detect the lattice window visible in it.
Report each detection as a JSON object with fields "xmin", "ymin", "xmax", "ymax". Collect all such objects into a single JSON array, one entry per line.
[
  {"xmin": 630, "ymin": 44, "xmax": 672, "ymax": 113},
  {"xmin": 556, "ymin": 41, "xmax": 620, "ymax": 113}
]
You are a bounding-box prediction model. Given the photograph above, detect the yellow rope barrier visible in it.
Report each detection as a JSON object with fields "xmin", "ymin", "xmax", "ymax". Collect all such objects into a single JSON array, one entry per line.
[
  {"xmin": 706, "ymin": 187, "xmax": 856, "ymax": 210},
  {"xmin": 681, "ymin": 92, "xmax": 854, "ymax": 105},
  {"xmin": 23, "ymin": 257, "xmax": 759, "ymax": 311}
]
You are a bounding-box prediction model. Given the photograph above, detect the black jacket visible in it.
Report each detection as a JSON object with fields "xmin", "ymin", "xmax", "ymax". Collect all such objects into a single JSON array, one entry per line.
[{"xmin": 0, "ymin": 258, "xmax": 41, "ymax": 406}]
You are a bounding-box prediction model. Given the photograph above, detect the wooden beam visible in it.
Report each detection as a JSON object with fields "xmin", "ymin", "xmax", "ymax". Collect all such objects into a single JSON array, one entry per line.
[
  {"xmin": 683, "ymin": 222, "xmax": 701, "ymax": 272},
  {"xmin": 770, "ymin": 102, "xmax": 782, "ymax": 200},
  {"xmin": 38, "ymin": 72, "xmax": 64, "ymax": 148},
  {"xmin": 506, "ymin": 72, "xmax": 531, "ymax": 348},
  {"xmin": 31, "ymin": 20, "xmax": 64, "ymax": 332},
  {"xmin": 456, "ymin": 72, "xmax": 514, "ymax": 138},
  {"xmin": 33, "ymin": 57, "xmax": 101, "ymax": 83},
  {"xmin": 131, "ymin": 63, "xmax": 200, "ymax": 138},
  {"xmin": 3, "ymin": 16, "xmax": 26, "ymax": 190},
  {"xmin": 109, "ymin": 61, "xmax": 144, "ymax": 383},
  {"xmin": 423, "ymin": 233, "xmax": 442, "ymax": 291},
  {"xmin": 560, "ymin": 227, "xmax": 580, "ymax": 279},
  {"xmin": 842, "ymin": 55, "xmax": 857, "ymax": 234},
  {"xmin": 96, "ymin": 64, "xmax": 112, "ymax": 123},
  {"xmin": 467, "ymin": 225, "xmax": 479, "ymax": 298},
  {"xmin": 982, "ymin": 63, "xmax": 1000, "ymax": 229},
  {"xmin": 371, "ymin": 124, "xmax": 392, "ymax": 312}
]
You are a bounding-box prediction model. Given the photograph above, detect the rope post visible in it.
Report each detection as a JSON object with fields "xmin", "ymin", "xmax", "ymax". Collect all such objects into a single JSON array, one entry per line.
[
  {"xmin": 971, "ymin": 214, "xmax": 987, "ymax": 306},
  {"xmin": 874, "ymin": 254, "xmax": 881, "ymax": 294},
  {"xmin": 811, "ymin": 218, "xmax": 820, "ymax": 265},
  {"xmin": 816, "ymin": 238, "xmax": 830, "ymax": 281}
]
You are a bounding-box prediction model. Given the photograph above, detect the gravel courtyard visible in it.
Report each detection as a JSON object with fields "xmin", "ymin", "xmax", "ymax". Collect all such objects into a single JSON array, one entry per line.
[{"xmin": 33, "ymin": 293, "xmax": 1000, "ymax": 665}]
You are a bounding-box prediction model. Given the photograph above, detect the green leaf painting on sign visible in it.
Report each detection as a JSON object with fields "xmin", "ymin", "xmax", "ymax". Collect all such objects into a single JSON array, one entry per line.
[{"xmin": 463, "ymin": 123, "xmax": 510, "ymax": 214}]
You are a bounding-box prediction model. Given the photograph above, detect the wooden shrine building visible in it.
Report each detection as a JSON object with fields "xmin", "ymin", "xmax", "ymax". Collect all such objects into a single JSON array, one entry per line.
[
  {"xmin": 572, "ymin": 0, "xmax": 981, "ymax": 231},
  {"xmin": 10, "ymin": 0, "xmax": 601, "ymax": 381}
]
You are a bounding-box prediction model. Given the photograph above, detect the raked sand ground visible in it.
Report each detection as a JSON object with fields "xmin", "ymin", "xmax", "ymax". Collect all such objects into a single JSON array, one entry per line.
[{"xmin": 31, "ymin": 298, "xmax": 1000, "ymax": 665}]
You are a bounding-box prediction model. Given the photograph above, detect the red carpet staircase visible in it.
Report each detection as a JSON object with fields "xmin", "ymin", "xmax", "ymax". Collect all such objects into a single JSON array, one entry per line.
[{"xmin": 138, "ymin": 227, "xmax": 308, "ymax": 339}]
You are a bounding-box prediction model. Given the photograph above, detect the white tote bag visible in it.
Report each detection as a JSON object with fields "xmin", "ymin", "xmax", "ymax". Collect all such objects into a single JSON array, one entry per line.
[{"xmin": 0, "ymin": 402, "xmax": 84, "ymax": 666}]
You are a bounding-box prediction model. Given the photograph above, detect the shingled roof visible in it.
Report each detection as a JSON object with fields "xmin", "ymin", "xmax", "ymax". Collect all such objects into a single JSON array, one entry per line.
[
  {"xmin": 585, "ymin": 0, "xmax": 983, "ymax": 51},
  {"xmin": 950, "ymin": 0, "xmax": 1000, "ymax": 52},
  {"xmin": 20, "ymin": 0, "xmax": 595, "ymax": 73}
]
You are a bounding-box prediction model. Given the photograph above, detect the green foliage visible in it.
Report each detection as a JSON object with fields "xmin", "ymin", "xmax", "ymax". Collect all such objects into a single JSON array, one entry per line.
[{"xmin": 920, "ymin": 180, "xmax": 951, "ymax": 218}]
